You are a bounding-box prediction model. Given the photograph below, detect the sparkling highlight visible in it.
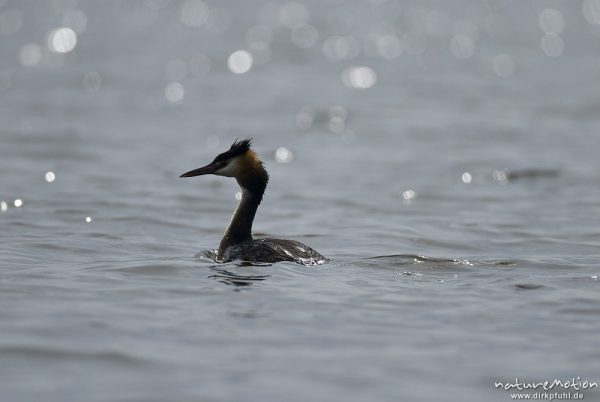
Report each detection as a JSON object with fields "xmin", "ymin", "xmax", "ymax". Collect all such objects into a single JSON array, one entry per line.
[
  {"xmin": 227, "ymin": 50, "xmax": 253, "ymax": 74},
  {"xmin": 45, "ymin": 171, "xmax": 56, "ymax": 183},
  {"xmin": 48, "ymin": 27, "xmax": 77, "ymax": 53}
]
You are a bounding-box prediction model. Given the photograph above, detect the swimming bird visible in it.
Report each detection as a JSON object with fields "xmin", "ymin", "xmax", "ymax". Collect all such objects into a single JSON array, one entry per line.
[{"xmin": 180, "ymin": 139, "xmax": 326, "ymax": 265}]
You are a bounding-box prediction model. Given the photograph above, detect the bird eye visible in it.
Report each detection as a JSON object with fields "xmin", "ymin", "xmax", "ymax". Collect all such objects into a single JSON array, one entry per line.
[{"xmin": 212, "ymin": 158, "xmax": 227, "ymax": 169}]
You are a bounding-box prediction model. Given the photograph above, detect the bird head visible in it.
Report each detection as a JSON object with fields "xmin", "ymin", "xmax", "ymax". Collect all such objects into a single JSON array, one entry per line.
[{"xmin": 180, "ymin": 138, "xmax": 269, "ymax": 195}]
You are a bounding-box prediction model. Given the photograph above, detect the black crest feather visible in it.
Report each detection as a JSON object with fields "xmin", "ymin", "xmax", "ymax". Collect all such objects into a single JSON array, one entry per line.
[{"xmin": 214, "ymin": 138, "xmax": 253, "ymax": 162}]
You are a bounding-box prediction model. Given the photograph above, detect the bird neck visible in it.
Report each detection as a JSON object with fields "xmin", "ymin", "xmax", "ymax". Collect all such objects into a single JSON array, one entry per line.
[{"xmin": 218, "ymin": 187, "xmax": 264, "ymax": 258}]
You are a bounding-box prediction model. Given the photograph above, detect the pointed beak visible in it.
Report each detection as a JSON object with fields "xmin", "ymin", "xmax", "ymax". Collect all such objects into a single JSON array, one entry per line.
[{"xmin": 180, "ymin": 163, "xmax": 217, "ymax": 178}]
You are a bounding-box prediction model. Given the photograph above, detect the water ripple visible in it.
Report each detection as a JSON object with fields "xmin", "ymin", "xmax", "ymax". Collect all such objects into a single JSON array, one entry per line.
[{"xmin": 0, "ymin": 345, "xmax": 146, "ymax": 366}]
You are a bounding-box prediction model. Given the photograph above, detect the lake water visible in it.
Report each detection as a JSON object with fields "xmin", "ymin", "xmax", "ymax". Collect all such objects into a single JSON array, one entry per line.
[{"xmin": 1, "ymin": 1, "xmax": 600, "ymax": 401}]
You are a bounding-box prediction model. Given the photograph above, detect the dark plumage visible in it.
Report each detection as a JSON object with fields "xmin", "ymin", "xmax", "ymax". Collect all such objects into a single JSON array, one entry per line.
[
  {"xmin": 180, "ymin": 139, "xmax": 326, "ymax": 265},
  {"xmin": 213, "ymin": 138, "xmax": 253, "ymax": 163}
]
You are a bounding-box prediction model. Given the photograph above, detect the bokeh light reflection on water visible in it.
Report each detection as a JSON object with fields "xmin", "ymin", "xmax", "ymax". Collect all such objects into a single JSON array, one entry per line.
[
  {"xmin": 402, "ymin": 189, "xmax": 416, "ymax": 204},
  {"xmin": 47, "ymin": 27, "xmax": 78, "ymax": 54},
  {"xmin": 342, "ymin": 66, "xmax": 377, "ymax": 89},
  {"xmin": 63, "ymin": 9, "xmax": 88, "ymax": 34},
  {"xmin": 541, "ymin": 33, "xmax": 565, "ymax": 57},
  {"xmin": 538, "ymin": 8, "xmax": 565, "ymax": 35},
  {"xmin": 19, "ymin": 44, "xmax": 43, "ymax": 67},
  {"xmin": 582, "ymin": 0, "xmax": 600, "ymax": 24},
  {"xmin": 44, "ymin": 171, "xmax": 56, "ymax": 183},
  {"xmin": 227, "ymin": 50, "xmax": 253, "ymax": 74},
  {"xmin": 275, "ymin": 146, "xmax": 293, "ymax": 163},
  {"xmin": 165, "ymin": 82, "xmax": 185, "ymax": 104},
  {"xmin": 492, "ymin": 54, "xmax": 515, "ymax": 77},
  {"xmin": 450, "ymin": 33, "xmax": 475, "ymax": 59},
  {"xmin": 180, "ymin": 0, "xmax": 209, "ymax": 27}
]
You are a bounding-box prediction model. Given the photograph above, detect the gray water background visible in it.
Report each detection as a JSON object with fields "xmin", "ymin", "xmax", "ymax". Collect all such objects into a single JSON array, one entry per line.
[{"xmin": 1, "ymin": 1, "xmax": 600, "ymax": 401}]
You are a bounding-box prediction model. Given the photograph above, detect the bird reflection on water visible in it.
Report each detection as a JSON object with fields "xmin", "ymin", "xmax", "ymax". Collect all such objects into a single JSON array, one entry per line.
[
  {"xmin": 207, "ymin": 266, "xmax": 270, "ymax": 287},
  {"xmin": 197, "ymin": 249, "xmax": 271, "ymax": 287}
]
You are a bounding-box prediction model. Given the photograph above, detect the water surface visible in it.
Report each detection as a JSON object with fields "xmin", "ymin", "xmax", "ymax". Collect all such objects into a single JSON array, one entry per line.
[{"xmin": 1, "ymin": 1, "xmax": 600, "ymax": 401}]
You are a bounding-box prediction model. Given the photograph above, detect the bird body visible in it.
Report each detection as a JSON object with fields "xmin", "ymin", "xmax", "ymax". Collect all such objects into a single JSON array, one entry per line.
[{"xmin": 181, "ymin": 139, "xmax": 326, "ymax": 265}]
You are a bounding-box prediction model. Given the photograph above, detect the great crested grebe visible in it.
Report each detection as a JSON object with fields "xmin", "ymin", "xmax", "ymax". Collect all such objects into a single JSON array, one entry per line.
[{"xmin": 180, "ymin": 139, "xmax": 326, "ymax": 265}]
